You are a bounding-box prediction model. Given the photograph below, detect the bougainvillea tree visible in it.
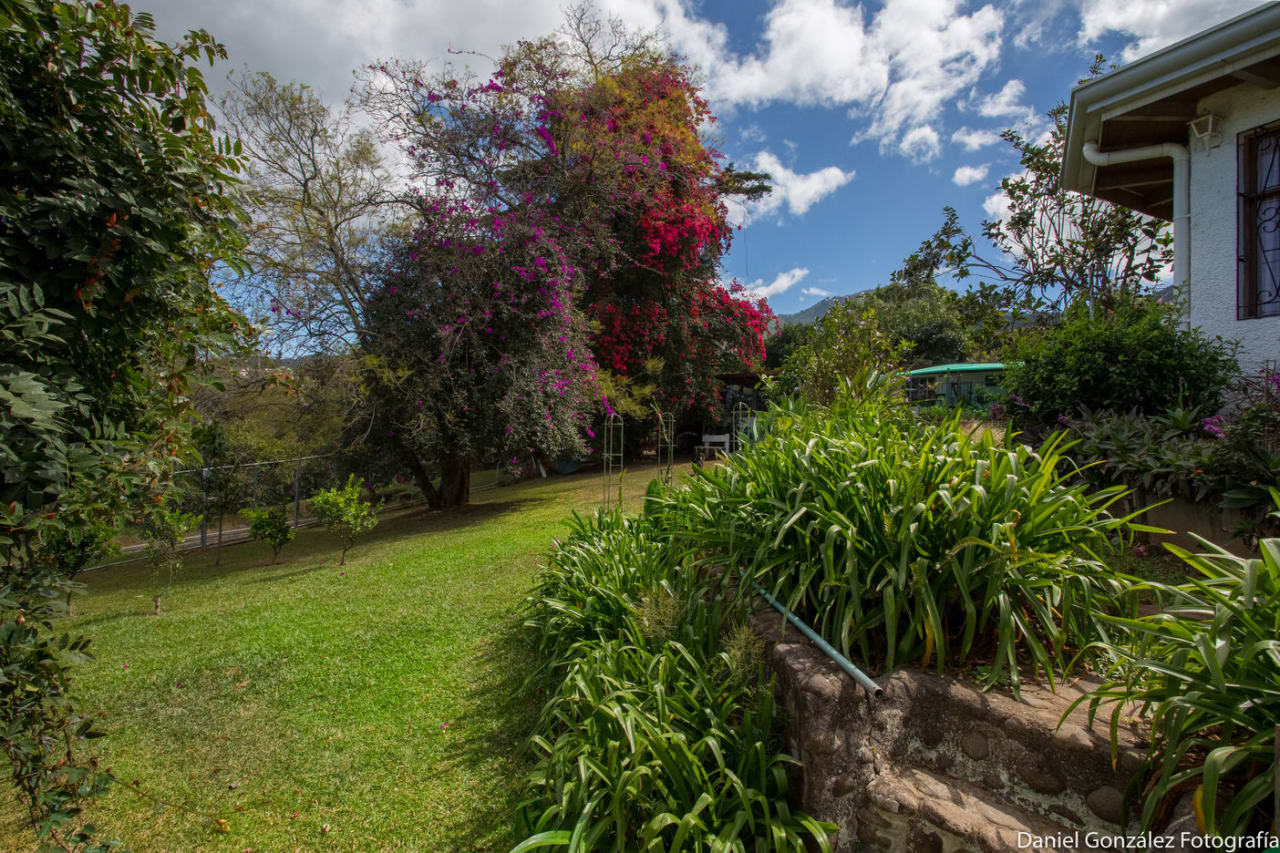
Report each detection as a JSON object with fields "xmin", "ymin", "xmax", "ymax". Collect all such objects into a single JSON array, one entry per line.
[
  {"xmin": 362, "ymin": 200, "xmax": 601, "ymax": 507},
  {"xmin": 360, "ymin": 19, "xmax": 772, "ymax": 456},
  {"xmin": 563, "ymin": 56, "xmax": 773, "ymax": 422}
]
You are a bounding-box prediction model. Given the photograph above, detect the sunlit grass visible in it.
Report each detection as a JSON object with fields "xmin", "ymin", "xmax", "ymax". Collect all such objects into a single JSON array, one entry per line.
[{"xmin": 0, "ymin": 463, "xmax": 681, "ymax": 852}]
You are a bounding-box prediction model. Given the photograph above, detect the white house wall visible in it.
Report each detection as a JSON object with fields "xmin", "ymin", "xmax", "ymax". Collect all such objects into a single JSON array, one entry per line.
[{"xmin": 1190, "ymin": 82, "xmax": 1280, "ymax": 370}]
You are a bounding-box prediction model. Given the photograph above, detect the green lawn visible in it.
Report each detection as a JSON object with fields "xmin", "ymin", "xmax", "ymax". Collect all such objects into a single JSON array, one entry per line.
[{"xmin": 1, "ymin": 463, "xmax": 681, "ymax": 852}]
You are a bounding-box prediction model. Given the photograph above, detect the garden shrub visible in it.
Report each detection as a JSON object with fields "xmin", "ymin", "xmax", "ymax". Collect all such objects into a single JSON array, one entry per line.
[
  {"xmin": 1059, "ymin": 398, "xmax": 1280, "ymax": 542},
  {"xmin": 0, "ymin": 0, "xmax": 251, "ymax": 836},
  {"xmin": 309, "ymin": 475, "xmax": 379, "ymax": 565},
  {"xmin": 1077, "ymin": 496, "xmax": 1280, "ymax": 837},
  {"xmin": 517, "ymin": 511, "xmax": 834, "ymax": 850},
  {"xmin": 1060, "ymin": 407, "xmax": 1216, "ymax": 502},
  {"xmin": 244, "ymin": 506, "xmax": 295, "ymax": 563},
  {"xmin": 661, "ymin": 384, "xmax": 1150, "ymax": 693},
  {"xmin": 1003, "ymin": 295, "xmax": 1237, "ymax": 425}
]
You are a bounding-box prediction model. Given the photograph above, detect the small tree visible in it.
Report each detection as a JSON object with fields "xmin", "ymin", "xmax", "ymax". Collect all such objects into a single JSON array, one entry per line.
[
  {"xmin": 777, "ymin": 302, "xmax": 907, "ymax": 405},
  {"xmin": 310, "ymin": 476, "xmax": 379, "ymax": 565},
  {"xmin": 244, "ymin": 506, "xmax": 295, "ymax": 564},
  {"xmin": 142, "ymin": 502, "xmax": 197, "ymax": 615}
]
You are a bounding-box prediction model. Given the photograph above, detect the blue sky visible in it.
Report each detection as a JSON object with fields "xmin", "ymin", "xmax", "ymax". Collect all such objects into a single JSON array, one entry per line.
[{"xmin": 150, "ymin": 0, "xmax": 1268, "ymax": 314}]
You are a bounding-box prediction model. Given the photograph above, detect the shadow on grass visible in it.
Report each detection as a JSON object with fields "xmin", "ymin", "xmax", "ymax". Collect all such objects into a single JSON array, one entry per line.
[
  {"xmin": 83, "ymin": 499, "xmax": 536, "ymax": 597},
  {"xmin": 436, "ymin": 616, "xmax": 547, "ymax": 847}
]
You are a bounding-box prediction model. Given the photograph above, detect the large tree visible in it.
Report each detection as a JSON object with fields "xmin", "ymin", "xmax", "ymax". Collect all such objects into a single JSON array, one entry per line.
[
  {"xmin": 361, "ymin": 13, "xmax": 773, "ymax": 429},
  {"xmin": 363, "ymin": 206, "xmax": 601, "ymax": 506},
  {"xmin": 0, "ymin": 0, "xmax": 248, "ymax": 842},
  {"xmin": 219, "ymin": 72, "xmax": 395, "ymax": 354}
]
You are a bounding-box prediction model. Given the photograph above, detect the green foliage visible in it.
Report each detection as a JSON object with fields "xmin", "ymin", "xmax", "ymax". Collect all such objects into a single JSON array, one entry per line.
[
  {"xmin": 1076, "ymin": 507, "xmax": 1280, "ymax": 836},
  {"xmin": 763, "ymin": 322, "xmax": 811, "ymax": 369},
  {"xmin": 922, "ymin": 80, "xmax": 1172, "ymax": 313},
  {"xmin": 1004, "ymin": 296, "xmax": 1238, "ymax": 425},
  {"xmin": 661, "ymin": 387, "xmax": 1148, "ymax": 694},
  {"xmin": 0, "ymin": 0, "xmax": 248, "ymax": 839},
  {"xmin": 517, "ymin": 511, "xmax": 834, "ymax": 850},
  {"xmin": 860, "ymin": 280, "xmax": 972, "ymax": 368},
  {"xmin": 141, "ymin": 501, "xmax": 197, "ymax": 615},
  {"xmin": 776, "ymin": 301, "xmax": 907, "ymax": 405},
  {"xmin": 1213, "ymin": 402, "xmax": 1280, "ymax": 514},
  {"xmin": 243, "ymin": 506, "xmax": 294, "ymax": 564},
  {"xmin": 1061, "ymin": 408, "xmax": 1216, "ymax": 502},
  {"xmin": 309, "ymin": 475, "xmax": 379, "ymax": 565}
]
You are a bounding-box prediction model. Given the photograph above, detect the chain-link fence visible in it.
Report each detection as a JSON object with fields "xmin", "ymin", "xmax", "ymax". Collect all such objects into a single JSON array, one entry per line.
[
  {"xmin": 171, "ymin": 453, "xmax": 339, "ymax": 548},
  {"xmin": 87, "ymin": 453, "xmax": 532, "ymax": 572}
]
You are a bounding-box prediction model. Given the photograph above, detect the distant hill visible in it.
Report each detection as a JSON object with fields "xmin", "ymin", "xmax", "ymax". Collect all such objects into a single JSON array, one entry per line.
[{"xmin": 775, "ymin": 293, "xmax": 861, "ymax": 326}]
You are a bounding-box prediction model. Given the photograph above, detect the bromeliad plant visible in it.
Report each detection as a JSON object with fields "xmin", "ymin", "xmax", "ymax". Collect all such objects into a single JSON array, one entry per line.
[
  {"xmin": 1074, "ymin": 497, "xmax": 1280, "ymax": 837},
  {"xmin": 516, "ymin": 511, "xmax": 834, "ymax": 852},
  {"xmin": 663, "ymin": 382, "xmax": 1151, "ymax": 693}
]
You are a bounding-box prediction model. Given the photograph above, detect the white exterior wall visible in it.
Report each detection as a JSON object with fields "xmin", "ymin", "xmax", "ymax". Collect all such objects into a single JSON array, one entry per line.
[{"xmin": 1190, "ymin": 83, "xmax": 1280, "ymax": 369}]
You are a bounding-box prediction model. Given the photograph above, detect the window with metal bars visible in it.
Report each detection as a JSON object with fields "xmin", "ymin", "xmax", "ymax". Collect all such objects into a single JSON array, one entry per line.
[{"xmin": 1238, "ymin": 122, "xmax": 1280, "ymax": 318}]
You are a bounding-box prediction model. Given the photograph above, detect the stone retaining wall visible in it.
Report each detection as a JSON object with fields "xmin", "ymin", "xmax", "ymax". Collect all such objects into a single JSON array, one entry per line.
[{"xmin": 750, "ymin": 611, "xmax": 1185, "ymax": 852}]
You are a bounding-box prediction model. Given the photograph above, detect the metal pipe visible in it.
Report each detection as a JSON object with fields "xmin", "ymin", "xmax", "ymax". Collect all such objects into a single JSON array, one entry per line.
[
  {"xmin": 748, "ymin": 575, "xmax": 884, "ymax": 698},
  {"xmin": 1081, "ymin": 140, "xmax": 1190, "ymax": 307}
]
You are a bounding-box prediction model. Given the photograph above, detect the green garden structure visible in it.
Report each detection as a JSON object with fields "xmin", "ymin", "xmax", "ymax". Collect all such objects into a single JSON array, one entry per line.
[{"xmin": 906, "ymin": 362, "xmax": 1006, "ymax": 406}]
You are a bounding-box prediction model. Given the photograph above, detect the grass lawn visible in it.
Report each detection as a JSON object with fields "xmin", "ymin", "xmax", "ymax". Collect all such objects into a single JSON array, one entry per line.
[{"xmin": 0, "ymin": 463, "xmax": 684, "ymax": 852}]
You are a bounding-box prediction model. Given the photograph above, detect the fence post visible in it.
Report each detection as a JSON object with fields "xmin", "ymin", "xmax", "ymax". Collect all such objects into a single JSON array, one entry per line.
[
  {"xmin": 293, "ymin": 459, "xmax": 302, "ymax": 528},
  {"xmin": 200, "ymin": 468, "xmax": 209, "ymax": 548}
]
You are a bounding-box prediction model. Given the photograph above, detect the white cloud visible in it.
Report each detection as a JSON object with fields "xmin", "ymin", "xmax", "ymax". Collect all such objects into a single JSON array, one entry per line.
[
  {"xmin": 150, "ymin": 0, "xmax": 571, "ymax": 102},
  {"xmin": 977, "ymin": 79, "xmax": 1033, "ymax": 120},
  {"xmin": 150, "ymin": 0, "xmax": 1007, "ymax": 164},
  {"xmin": 745, "ymin": 267, "xmax": 810, "ymax": 299},
  {"xmin": 739, "ymin": 123, "xmax": 767, "ymax": 144},
  {"xmin": 851, "ymin": 0, "xmax": 1005, "ymax": 155},
  {"xmin": 730, "ymin": 149, "xmax": 854, "ymax": 225},
  {"xmin": 898, "ymin": 125, "xmax": 941, "ymax": 163},
  {"xmin": 802, "ymin": 286, "xmax": 834, "ymax": 297},
  {"xmin": 631, "ymin": 0, "xmax": 1004, "ymax": 160},
  {"xmin": 1075, "ymin": 0, "xmax": 1262, "ymax": 62},
  {"xmin": 983, "ymin": 188, "xmax": 1013, "ymax": 220},
  {"xmin": 951, "ymin": 126, "xmax": 1003, "ymax": 151},
  {"xmin": 953, "ymin": 163, "xmax": 990, "ymax": 186}
]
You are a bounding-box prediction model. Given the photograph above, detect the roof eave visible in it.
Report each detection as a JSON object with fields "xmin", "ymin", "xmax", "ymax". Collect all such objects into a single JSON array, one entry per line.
[{"xmin": 1061, "ymin": 2, "xmax": 1280, "ymax": 196}]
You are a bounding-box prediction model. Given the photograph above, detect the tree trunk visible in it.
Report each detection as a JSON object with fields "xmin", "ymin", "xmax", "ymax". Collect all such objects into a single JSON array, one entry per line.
[
  {"xmin": 401, "ymin": 444, "xmax": 442, "ymax": 508},
  {"xmin": 438, "ymin": 454, "xmax": 471, "ymax": 508},
  {"xmin": 153, "ymin": 595, "xmax": 161, "ymax": 615}
]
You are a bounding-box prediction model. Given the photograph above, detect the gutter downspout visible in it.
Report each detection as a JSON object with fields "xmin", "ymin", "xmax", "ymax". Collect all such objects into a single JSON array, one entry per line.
[{"xmin": 1082, "ymin": 140, "xmax": 1189, "ymax": 321}]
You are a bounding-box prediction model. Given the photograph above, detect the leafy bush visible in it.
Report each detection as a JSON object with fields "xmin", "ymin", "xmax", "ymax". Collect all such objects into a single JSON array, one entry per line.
[
  {"xmin": 661, "ymin": 387, "xmax": 1148, "ymax": 693},
  {"xmin": 1003, "ymin": 296, "xmax": 1238, "ymax": 425},
  {"xmin": 775, "ymin": 301, "xmax": 906, "ymax": 405},
  {"xmin": 517, "ymin": 511, "xmax": 834, "ymax": 850},
  {"xmin": 1060, "ymin": 400, "xmax": 1280, "ymax": 542},
  {"xmin": 309, "ymin": 475, "xmax": 379, "ymax": 565},
  {"xmin": 1214, "ymin": 401, "xmax": 1280, "ymax": 516},
  {"xmin": 1, "ymin": 0, "xmax": 250, "ymax": 837},
  {"xmin": 244, "ymin": 506, "xmax": 295, "ymax": 563},
  {"xmin": 1076, "ymin": 502, "xmax": 1279, "ymax": 837}
]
